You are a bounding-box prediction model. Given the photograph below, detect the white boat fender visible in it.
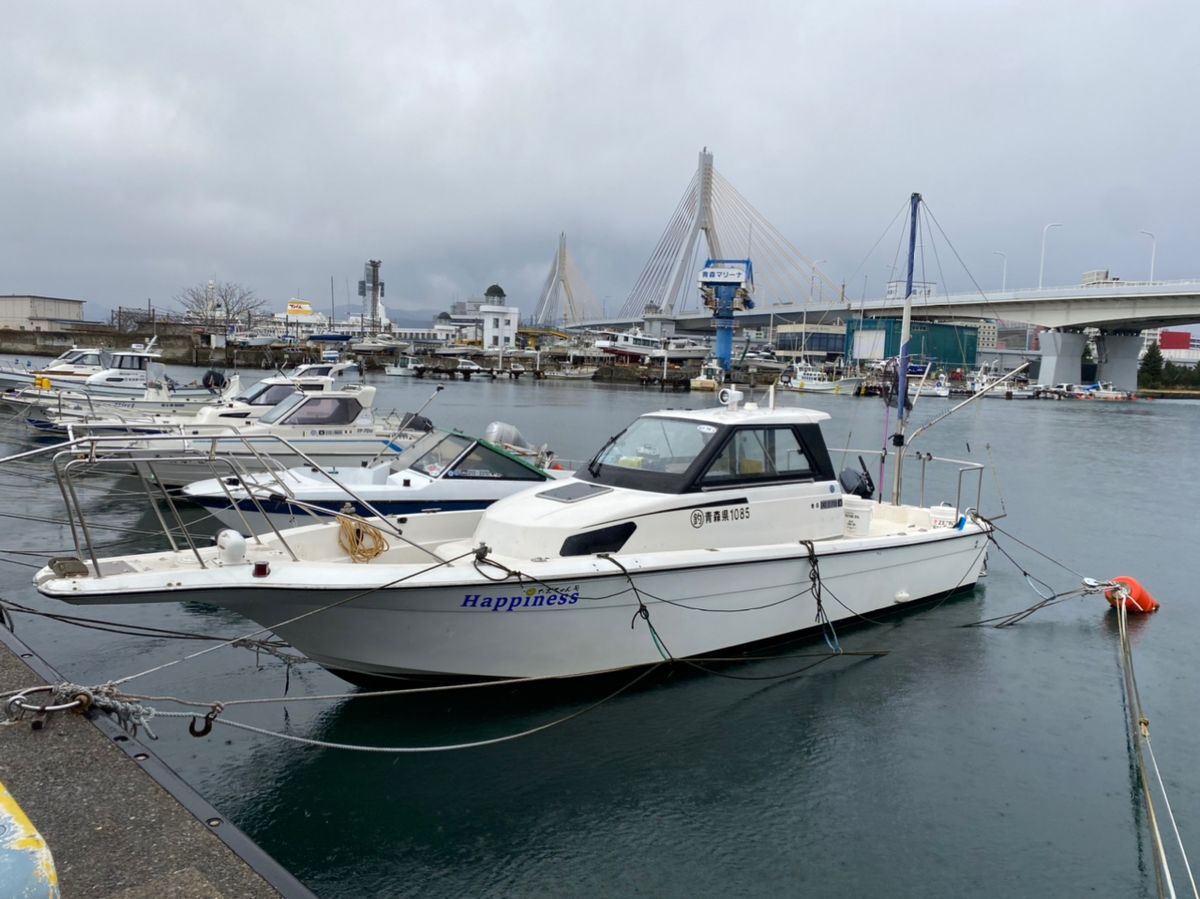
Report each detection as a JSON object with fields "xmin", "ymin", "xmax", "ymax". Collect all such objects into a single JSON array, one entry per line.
[{"xmin": 216, "ymin": 529, "xmax": 247, "ymax": 565}]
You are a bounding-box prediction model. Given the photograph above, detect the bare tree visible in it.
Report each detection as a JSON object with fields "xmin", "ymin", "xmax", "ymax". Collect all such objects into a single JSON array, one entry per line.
[{"xmin": 175, "ymin": 280, "xmax": 266, "ymax": 327}]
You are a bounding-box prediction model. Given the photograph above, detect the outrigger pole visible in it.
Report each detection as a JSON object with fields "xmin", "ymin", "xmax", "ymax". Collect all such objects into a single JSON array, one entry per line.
[{"xmin": 892, "ymin": 192, "xmax": 921, "ymax": 505}]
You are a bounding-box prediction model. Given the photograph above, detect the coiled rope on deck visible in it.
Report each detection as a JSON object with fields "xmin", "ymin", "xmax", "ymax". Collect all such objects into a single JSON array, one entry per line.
[{"xmin": 336, "ymin": 514, "xmax": 389, "ymax": 563}]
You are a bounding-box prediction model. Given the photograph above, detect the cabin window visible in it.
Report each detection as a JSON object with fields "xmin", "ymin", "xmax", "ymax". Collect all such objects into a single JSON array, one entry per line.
[
  {"xmin": 285, "ymin": 397, "xmax": 362, "ymax": 426},
  {"xmin": 446, "ymin": 443, "xmax": 545, "ymax": 480},
  {"xmin": 699, "ymin": 427, "xmax": 812, "ymax": 486}
]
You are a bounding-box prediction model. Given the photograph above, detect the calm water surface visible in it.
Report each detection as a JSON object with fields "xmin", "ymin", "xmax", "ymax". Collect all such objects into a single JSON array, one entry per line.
[{"xmin": 1, "ymin": 363, "xmax": 1198, "ymax": 898}]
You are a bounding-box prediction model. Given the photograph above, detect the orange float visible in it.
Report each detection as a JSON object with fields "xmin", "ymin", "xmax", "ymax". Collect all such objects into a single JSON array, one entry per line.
[{"xmin": 1105, "ymin": 576, "xmax": 1160, "ymax": 613}]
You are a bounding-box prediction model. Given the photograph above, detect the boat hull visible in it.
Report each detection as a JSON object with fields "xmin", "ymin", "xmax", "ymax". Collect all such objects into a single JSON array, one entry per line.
[{"xmin": 39, "ymin": 525, "xmax": 988, "ymax": 681}]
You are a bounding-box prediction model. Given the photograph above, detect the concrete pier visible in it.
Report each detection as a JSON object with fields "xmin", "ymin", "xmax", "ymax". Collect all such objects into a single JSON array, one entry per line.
[{"xmin": 0, "ymin": 628, "xmax": 313, "ymax": 898}]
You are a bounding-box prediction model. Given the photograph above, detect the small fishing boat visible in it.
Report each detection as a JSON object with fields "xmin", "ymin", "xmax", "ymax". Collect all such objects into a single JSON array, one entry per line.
[
  {"xmin": 542, "ymin": 364, "xmax": 598, "ymax": 380},
  {"xmin": 34, "ymin": 386, "xmax": 990, "ymax": 683},
  {"xmin": 689, "ymin": 358, "xmax": 725, "ymax": 391},
  {"xmin": 908, "ymin": 372, "xmax": 950, "ymax": 398},
  {"xmin": 777, "ymin": 365, "xmax": 863, "ymax": 395},
  {"xmin": 384, "ymin": 356, "xmax": 422, "ymax": 377},
  {"xmin": 29, "ymin": 193, "xmax": 998, "ymax": 687},
  {"xmin": 182, "ymin": 423, "xmax": 570, "ymax": 531}
]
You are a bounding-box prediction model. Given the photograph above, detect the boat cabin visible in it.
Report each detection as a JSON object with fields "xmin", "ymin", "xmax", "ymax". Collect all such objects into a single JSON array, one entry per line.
[
  {"xmin": 37, "ymin": 348, "xmax": 106, "ymax": 374},
  {"xmin": 257, "ymin": 388, "xmax": 373, "ymax": 429},
  {"xmin": 84, "ymin": 345, "xmax": 164, "ymax": 387},
  {"xmin": 473, "ymin": 404, "xmax": 846, "ymax": 559},
  {"xmin": 578, "ymin": 408, "xmax": 836, "ymax": 495}
]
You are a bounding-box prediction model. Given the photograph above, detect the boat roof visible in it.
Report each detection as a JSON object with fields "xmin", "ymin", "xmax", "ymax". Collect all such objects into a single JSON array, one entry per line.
[{"xmin": 641, "ymin": 404, "xmax": 831, "ymax": 427}]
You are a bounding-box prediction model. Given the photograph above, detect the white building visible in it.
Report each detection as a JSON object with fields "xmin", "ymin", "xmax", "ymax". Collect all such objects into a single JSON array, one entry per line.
[
  {"xmin": 0, "ymin": 295, "xmax": 86, "ymax": 330},
  {"xmin": 481, "ymin": 304, "xmax": 519, "ymax": 349}
]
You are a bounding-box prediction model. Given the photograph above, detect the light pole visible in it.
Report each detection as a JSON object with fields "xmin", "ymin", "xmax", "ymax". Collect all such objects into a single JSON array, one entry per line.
[
  {"xmin": 1038, "ymin": 223, "xmax": 1062, "ymax": 289},
  {"xmin": 1139, "ymin": 230, "xmax": 1156, "ymax": 282},
  {"xmin": 992, "ymin": 251, "xmax": 1007, "ymax": 291},
  {"xmin": 807, "ymin": 260, "xmax": 826, "ymax": 362}
]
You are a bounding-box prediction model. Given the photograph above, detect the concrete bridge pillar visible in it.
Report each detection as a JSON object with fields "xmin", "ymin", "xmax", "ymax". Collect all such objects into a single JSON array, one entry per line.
[
  {"xmin": 1037, "ymin": 330, "xmax": 1086, "ymax": 386},
  {"xmin": 1094, "ymin": 333, "xmax": 1143, "ymax": 391}
]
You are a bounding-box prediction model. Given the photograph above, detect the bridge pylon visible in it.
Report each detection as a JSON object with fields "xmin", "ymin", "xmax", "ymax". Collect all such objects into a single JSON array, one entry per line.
[
  {"xmin": 532, "ymin": 233, "xmax": 601, "ymax": 327},
  {"xmin": 616, "ymin": 148, "xmax": 837, "ymax": 321}
]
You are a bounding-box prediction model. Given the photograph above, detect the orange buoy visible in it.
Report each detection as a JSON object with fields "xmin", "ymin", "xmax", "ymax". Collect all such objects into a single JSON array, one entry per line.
[{"xmin": 1105, "ymin": 576, "xmax": 1160, "ymax": 613}]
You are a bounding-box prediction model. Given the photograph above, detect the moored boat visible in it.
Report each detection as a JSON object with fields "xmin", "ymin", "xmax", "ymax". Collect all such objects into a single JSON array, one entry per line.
[
  {"xmin": 182, "ymin": 423, "xmax": 570, "ymax": 531},
  {"xmin": 33, "ymin": 387, "xmax": 991, "ymax": 683}
]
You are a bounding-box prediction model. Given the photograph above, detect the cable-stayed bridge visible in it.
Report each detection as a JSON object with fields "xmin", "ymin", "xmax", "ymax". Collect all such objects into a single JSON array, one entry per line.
[
  {"xmin": 531, "ymin": 149, "xmax": 837, "ymax": 327},
  {"xmin": 530, "ymin": 148, "xmax": 1200, "ymax": 388}
]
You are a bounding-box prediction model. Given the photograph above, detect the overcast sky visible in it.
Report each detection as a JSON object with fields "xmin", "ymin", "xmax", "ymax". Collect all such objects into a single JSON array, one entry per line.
[{"xmin": 2, "ymin": 2, "xmax": 1197, "ymax": 324}]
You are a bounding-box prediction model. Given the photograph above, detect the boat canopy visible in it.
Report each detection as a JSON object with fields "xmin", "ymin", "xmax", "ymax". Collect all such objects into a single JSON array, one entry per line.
[
  {"xmin": 258, "ymin": 392, "xmax": 365, "ymax": 427},
  {"xmin": 579, "ymin": 410, "xmax": 836, "ymax": 495}
]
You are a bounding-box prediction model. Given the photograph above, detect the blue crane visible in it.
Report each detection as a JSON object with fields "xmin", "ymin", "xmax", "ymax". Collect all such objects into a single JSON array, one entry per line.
[{"xmin": 698, "ymin": 259, "xmax": 754, "ymax": 372}]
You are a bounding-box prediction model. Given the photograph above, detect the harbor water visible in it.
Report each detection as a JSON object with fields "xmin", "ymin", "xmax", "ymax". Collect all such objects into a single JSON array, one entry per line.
[{"xmin": 1, "ymin": 364, "xmax": 1198, "ymax": 897}]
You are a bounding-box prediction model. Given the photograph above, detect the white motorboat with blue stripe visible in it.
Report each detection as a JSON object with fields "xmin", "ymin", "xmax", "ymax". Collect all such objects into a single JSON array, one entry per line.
[{"xmin": 182, "ymin": 423, "xmax": 570, "ymax": 530}]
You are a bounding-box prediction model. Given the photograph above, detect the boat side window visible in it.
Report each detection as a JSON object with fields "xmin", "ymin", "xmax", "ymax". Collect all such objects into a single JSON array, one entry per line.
[
  {"xmin": 285, "ymin": 397, "xmax": 362, "ymax": 426},
  {"xmin": 446, "ymin": 443, "xmax": 546, "ymax": 480},
  {"xmin": 698, "ymin": 427, "xmax": 812, "ymax": 487},
  {"xmin": 114, "ymin": 355, "xmax": 148, "ymax": 371}
]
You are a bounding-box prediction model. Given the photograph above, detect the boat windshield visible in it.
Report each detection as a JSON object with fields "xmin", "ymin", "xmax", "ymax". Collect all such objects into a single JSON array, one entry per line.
[
  {"xmin": 237, "ymin": 383, "xmax": 299, "ymax": 406},
  {"xmin": 595, "ymin": 417, "xmax": 717, "ymax": 476},
  {"xmin": 257, "ymin": 392, "xmax": 307, "ymax": 424}
]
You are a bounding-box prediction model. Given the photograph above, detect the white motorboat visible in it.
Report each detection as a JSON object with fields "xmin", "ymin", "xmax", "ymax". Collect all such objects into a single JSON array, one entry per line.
[
  {"xmin": 968, "ymin": 365, "xmax": 1038, "ymax": 399},
  {"xmin": 352, "ymin": 334, "xmax": 407, "ymax": 354},
  {"xmin": 542, "ymin": 364, "xmax": 598, "ymax": 381},
  {"xmin": 1070, "ymin": 382, "xmax": 1135, "ymax": 401},
  {"xmin": 594, "ymin": 329, "xmax": 710, "ymax": 363},
  {"xmin": 689, "ymin": 359, "xmax": 725, "ymax": 391},
  {"xmin": 34, "ymin": 387, "xmax": 991, "ymax": 684},
  {"xmin": 182, "ymin": 423, "xmax": 571, "ymax": 532},
  {"xmin": 908, "ymin": 373, "xmax": 950, "ymax": 398},
  {"xmin": 0, "ymin": 346, "xmax": 108, "ymax": 391},
  {"xmin": 384, "ymin": 356, "xmax": 422, "ymax": 376},
  {"xmin": 778, "ymin": 365, "xmax": 863, "ymax": 395},
  {"xmin": 103, "ymin": 383, "xmax": 432, "ymax": 487},
  {"xmin": 12, "ymin": 366, "xmax": 243, "ymax": 434},
  {"xmin": 31, "ymin": 362, "xmax": 359, "ymax": 437},
  {"xmin": 0, "ymin": 339, "xmax": 215, "ymax": 397}
]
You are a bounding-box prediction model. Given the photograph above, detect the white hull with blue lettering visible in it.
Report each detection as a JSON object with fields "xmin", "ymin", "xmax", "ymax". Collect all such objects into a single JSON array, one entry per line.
[{"xmin": 35, "ymin": 390, "xmax": 991, "ymax": 682}]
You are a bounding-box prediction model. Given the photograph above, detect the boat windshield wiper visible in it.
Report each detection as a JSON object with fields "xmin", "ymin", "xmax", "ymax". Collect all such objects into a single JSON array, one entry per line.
[{"xmin": 586, "ymin": 429, "xmax": 625, "ymax": 478}]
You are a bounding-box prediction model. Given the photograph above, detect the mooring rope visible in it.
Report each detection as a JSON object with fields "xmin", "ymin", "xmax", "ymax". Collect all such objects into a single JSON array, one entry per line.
[{"xmin": 1113, "ymin": 591, "xmax": 1198, "ymax": 899}]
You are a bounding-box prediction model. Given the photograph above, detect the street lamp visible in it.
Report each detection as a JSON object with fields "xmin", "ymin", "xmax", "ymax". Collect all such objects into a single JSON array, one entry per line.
[
  {"xmin": 992, "ymin": 251, "xmax": 1007, "ymax": 292},
  {"xmin": 1038, "ymin": 223, "xmax": 1063, "ymax": 289},
  {"xmin": 1139, "ymin": 230, "xmax": 1156, "ymax": 282},
  {"xmin": 807, "ymin": 260, "xmax": 826, "ymax": 361}
]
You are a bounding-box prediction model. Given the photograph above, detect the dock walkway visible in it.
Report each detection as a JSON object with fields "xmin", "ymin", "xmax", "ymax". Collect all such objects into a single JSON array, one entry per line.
[{"xmin": 0, "ymin": 627, "xmax": 313, "ymax": 898}]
